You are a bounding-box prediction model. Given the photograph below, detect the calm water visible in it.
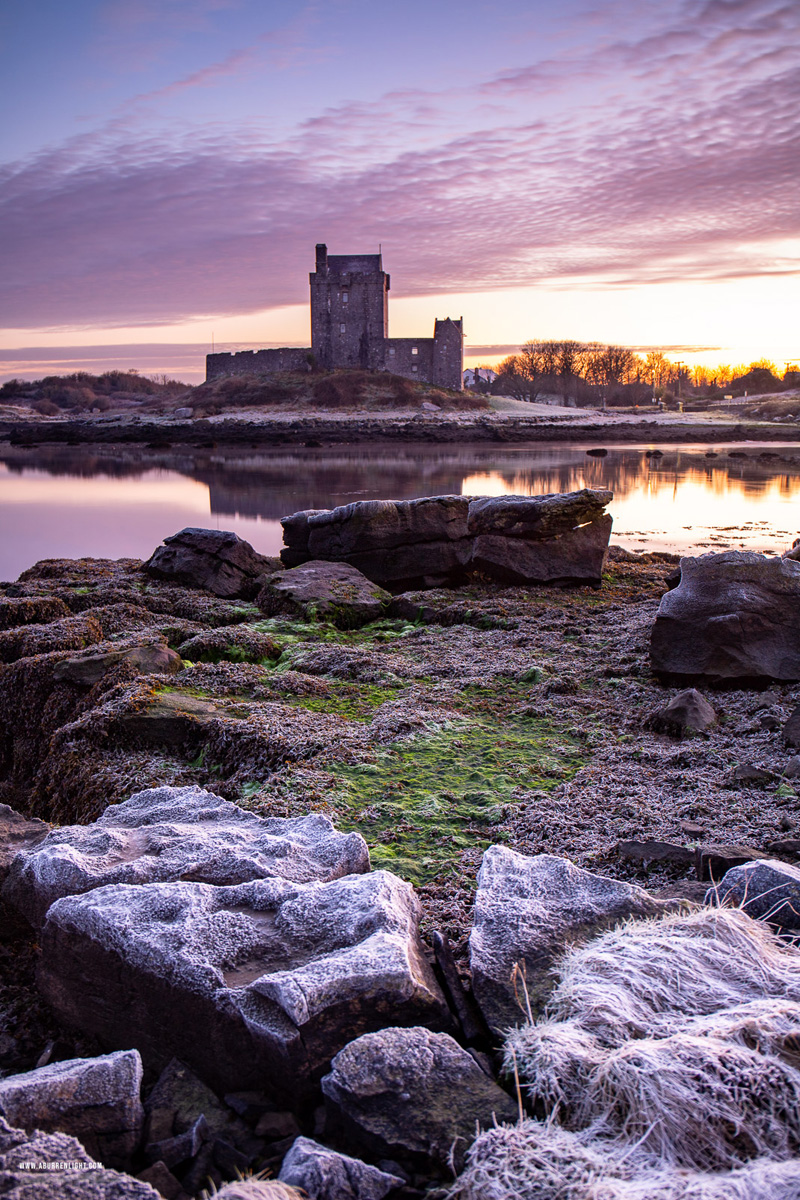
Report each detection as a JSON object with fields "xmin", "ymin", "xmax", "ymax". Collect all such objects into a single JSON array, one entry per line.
[{"xmin": 2, "ymin": 440, "xmax": 800, "ymax": 581}]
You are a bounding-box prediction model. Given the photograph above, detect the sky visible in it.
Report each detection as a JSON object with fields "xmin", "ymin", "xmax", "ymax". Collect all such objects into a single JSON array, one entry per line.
[{"xmin": 1, "ymin": 0, "xmax": 798, "ymax": 384}]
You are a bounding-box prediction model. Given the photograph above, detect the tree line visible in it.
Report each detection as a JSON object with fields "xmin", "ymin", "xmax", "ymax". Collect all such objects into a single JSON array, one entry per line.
[{"xmin": 478, "ymin": 342, "xmax": 797, "ymax": 407}]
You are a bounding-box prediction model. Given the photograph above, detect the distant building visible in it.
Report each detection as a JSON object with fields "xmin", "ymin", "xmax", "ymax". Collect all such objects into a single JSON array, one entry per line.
[
  {"xmin": 463, "ymin": 367, "xmax": 496, "ymax": 388},
  {"xmin": 206, "ymin": 244, "xmax": 464, "ymax": 390}
]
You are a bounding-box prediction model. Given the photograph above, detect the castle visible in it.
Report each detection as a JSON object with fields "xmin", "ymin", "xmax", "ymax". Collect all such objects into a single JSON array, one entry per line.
[{"xmin": 205, "ymin": 244, "xmax": 464, "ymax": 390}]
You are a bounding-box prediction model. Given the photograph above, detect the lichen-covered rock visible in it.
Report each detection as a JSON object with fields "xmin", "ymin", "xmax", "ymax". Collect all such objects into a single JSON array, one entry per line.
[
  {"xmin": 38, "ymin": 871, "xmax": 450, "ymax": 1102},
  {"xmin": 0, "ymin": 805, "xmax": 48, "ymax": 886},
  {"xmin": 258, "ymin": 562, "xmax": 390, "ymax": 629},
  {"xmin": 650, "ymin": 551, "xmax": 800, "ymax": 682},
  {"xmin": 0, "ymin": 1051, "xmax": 144, "ymax": 1170},
  {"xmin": 52, "ymin": 644, "xmax": 182, "ymax": 687},
  {"xmin": 321, "ymin": 1027, "xmax": 517, "ymax": 1173},
  {"xmin": 469, "ymin": 848, "xmax": 666, "ymax": 1032},
  {"xmin": 145, "ymin": 529, "xmax": 273, "ymax": 599},
  {"xmin": 4, "ymin": 785, "xmax": 369, "ymax": 928},
  {"xmin": 711, "ymin": 858, "xmax": 800, "ymax": 932},
  {"xmin": 278, "ymin": 1136, "xmax": 403, "ymax": 1199},
  {"xmin": 0, "ymin": 1115, "xmax": 158, "ymax": 1198}
]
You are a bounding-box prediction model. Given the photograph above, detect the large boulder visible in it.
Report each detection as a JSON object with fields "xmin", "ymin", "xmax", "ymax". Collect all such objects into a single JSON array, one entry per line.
[
  {"xmin": 471, "ymin": 517, "xmax": 612, "ymax": 585},
  {"xmin": 0, "ymin": 1051, "xmax": 144, "ymax": 1170},
  {"xmin": 0, "ymin": 1115, "xmax": 159, "ymax": 1198},
  {"xmin": 3, "ymin": 786, "xmax": 370, "ymax": 929},
  {"xmin": 38, "ymin": 871, "xmax": 450, "ymax": 1102},
  {"xmin": 257, "ymin": 562, "xmax": 390, "ymax": 629},
  {"xmin": 711, "ymin": 858, "xmax": 800, "ymax": 932},
  {"xmin": 650, "ymin": 551, "xmax": 800, "ymax": 682},
  {"xmin": 0, "ymin": 805, "xmax": 48, "ymax": 887},
  {"xmin": 469, "ymin": 848, "xmax": 666, "ymax": 1033},
  {"xmin": 321, "ymin": 1027, "xmax": 517, "ymax": 1173},
  {"xmin": 306, "ymin": 497, "xmax": 470, "ymax": 557},
  {"xmin": 278, "ymin": 1136, "xmax": 403, "ymax": 1199},
  {"xmin": 145, "ymin": 529, "xmax": 273, "ymax": 599},
  {"xmin": 466, "ymin": 489, "xmax": 612, "ymax": 539}
]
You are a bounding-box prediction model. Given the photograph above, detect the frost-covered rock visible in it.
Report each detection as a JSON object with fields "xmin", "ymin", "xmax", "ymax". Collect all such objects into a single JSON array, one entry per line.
[
  {"xmin": 3, "ymin": 786, "xmax": 369, "ymax": 928},
  {"xmin": 278, "ymin": 1136, "xmax": 403, "ymax": 1199},
  {"xmin": 711, "ymin": 858, "xmax": 800, "ymax": 932},
  {"xmin": 322, "ymin": 1026, "xmax": 517, "ymax": 1173},
  {"xmin": 0, "ymin": 1051, "xmax": 143, "ymax": 1171},
  {"xmin": 38, "ymin": 872, "xmax": 449, "ymax": 1103},
  {"xmin": 0, "ymin": 1115, "xmax": 158, "ymax": 1198},
  {"xmin": 651, "ymin": 551, "xmax": 800, "ymax": 682},
  {"xmin": 0, "ymin": 804, "xmax": 48, "ymax": 886},
  {"xmin": 469, "ymin": 848, "xmax": 665, "ymax": 1031}
]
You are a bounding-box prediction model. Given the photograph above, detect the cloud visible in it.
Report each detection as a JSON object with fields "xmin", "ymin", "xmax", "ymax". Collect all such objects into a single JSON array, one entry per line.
[{"xmin": 1, "ymin": 0, "xmax": 798, "ymax": 329}]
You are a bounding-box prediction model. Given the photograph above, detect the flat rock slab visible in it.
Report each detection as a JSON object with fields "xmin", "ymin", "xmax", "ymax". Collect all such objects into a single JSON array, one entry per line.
[
  {"xmin": 469, "ymin": 848, "xmax": 667, "ymax": 1032},
  {"xmin": 278, "ymin": 1136, "xmax": 403, "ymax": 1199},
  {"xmin": 711, "ymin": 858, "xmax": 800, "ymax": 931},
  {"xmin": 304, "ymin": 497, "xmax": 470, "ymax": 557},
  {"xmin": 38, "ymin": 871, "xmax": 450, "ymax": 1103},
  {"xmin": 0, "ymin": 805, "xmax": 48, "ymax": 886},
  {"xmin": 0, "ymin": 1051, "xmax": 143, "ymax": 1170},
  {"xmin": 258, "ymin": 562, "xmax": 390, "ymax": 629},
  {"xmin": 145, "ymin": 528, "xmax": 272, "ymax": 599},
  {"xmin": 0, "ymin": 1116, "xmax": 159, "ymax": 1198},
  {"xmin": 3, "ymin": 785, "xmax": 369, "ymax": 929},
  {"xmin": 53, "ymin": 644, "xmax": 182, "ymax": 687},
  {"xmin": 467, "ymin": 489, "xmax": 612, "ymax": 538},
  {"xmin": 695, "ymin": 842, "xmax": 764, "ymax": 883},
  {"xmin": 322, "ymin": 1026, "xmax": 517, "ymax": 1173},
  {"xmin": 471, "ymin": 515, "xmax": 612, "ymax": 585},
  {"xmin": 650, "ymin": 551, "xmax": 800, "ymax": 682}
]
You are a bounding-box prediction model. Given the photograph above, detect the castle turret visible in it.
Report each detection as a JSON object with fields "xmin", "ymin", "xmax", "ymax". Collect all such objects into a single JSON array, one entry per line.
[
  {"xmin": 309, "ymin": 248, "xmax": 389, "ymax": 370},
  {"xmin": 432, "ymin": 317, "xmax": 464, "ymax": 390}
]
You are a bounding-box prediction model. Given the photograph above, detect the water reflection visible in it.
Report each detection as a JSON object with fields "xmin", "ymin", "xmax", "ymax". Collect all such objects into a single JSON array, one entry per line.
[{"xmin": 2, "ymin": 441, "xmax": 800, "ymax": 580}]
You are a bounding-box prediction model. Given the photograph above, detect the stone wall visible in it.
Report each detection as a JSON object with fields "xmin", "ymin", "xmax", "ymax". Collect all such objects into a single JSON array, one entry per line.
[
  {"xmin": 382, "ymin": 337, "xmax": 435, "ymax": 382},
  {"xmin": 206, "ymin": 348, "xmax": 310, "ymax": 381}
]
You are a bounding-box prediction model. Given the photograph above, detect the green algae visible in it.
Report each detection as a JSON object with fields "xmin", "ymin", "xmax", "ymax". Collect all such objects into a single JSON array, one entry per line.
[{"xmin": 325, "ymin": 712, "xmax": 587, "ymax": 885}]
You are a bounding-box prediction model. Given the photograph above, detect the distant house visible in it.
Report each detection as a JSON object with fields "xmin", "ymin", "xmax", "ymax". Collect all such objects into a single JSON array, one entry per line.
[
  {"xmin": 206, "ymin": 245, "xmax": 464, "ymax": 390},
  {"xmin": 463, "ymin": 367, "xmax": 496, "ymax": 388}
]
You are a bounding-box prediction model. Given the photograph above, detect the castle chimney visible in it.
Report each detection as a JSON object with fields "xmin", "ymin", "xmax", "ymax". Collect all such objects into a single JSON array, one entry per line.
[{"xmin": 315, "ymin": 243, "xmax": 328, "ymax": 274}]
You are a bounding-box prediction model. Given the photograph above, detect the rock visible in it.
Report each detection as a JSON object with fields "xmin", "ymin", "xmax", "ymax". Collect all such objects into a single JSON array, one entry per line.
[
  {"xmin": 38, "ymin": 871, "xmax": 450, "ymax": 1103},
  {"xmin": 145, "ymin": 529, "xmax": 273, "ymax": 599},
  {"xmin": 469, "ymin": 848, "xmax": 666, "ymax": 1031},
  {"xmin": 466, "ymin": 490, "xmax": 612, "ymax": 539},
  {"xmin": 53, "ymin": 644, "xmax": 182, "ymax": 687},
  {"xmin": 785, "ymin": 756, "xmax": 800, "ymax": 778},
  {"xmin": 766, "ymin": 838, "xmax": 800, "ymax": 859},
  {"xmin": 109, "ymin": 691, "xmax": 222, "ymax": 748},
  {"xmin": 0, "ymin": 1116, "xmax": 159, "ymax": 1198},
  {"xmin": 0, "ymin": 611, "xmax": 104, "ymax": 664},
  {"xmin": 711, "ymin": 859, "xmax": 800, "ymax": 931},
  {"xmin": 257, "ymin": 562, "xmax": 390, "ymax": 629},
  {"xmin": 616, "ymin": 840, "xmax": 694, "ymax": 867},
  {"xmin": 695, "ymin": 842, "xmax": 764, "ymax": 882},
  {"xmin": 173, "ymin": 408, "xmax": 193, "ymax": 419},
  {"xmin": 0, "ymin": 805, "xmax": 48, "ymax": 887},
  {"xmin": 145, "ymin": 1114, "xmax": 209, "ymax": 1169},
  {"xmin": 784, "ymin": 704, "xmax": 800, "ymax": 747},
  {"xmin": 144, "ymin": 1060, "xmax": 257, "ymax": 1161},
  {"xmin": 321, "ymin": 1027, "xmax": 517, "ymax": 1173},
  {"xmin": 0, "ymin": 1051, "xmax": 144, "ymax": 1170},
  {"xmin": 731, "ymin": 763, "xmax": 777, "ymax": 787},
  {"xmin": 342, "ymin": 539, "xmax": 473, "ymax": 590},
  {"xmin": 278, "ymin": 1136, "xmax": 404, "ymax": 1199},
  {"xmin": 4, "ymin": 785, "xmax": 369, "ymax": 929},
  {"xmin": 470, "ymin": 515, "xmax": 612, "ymax": 586},
  {"xmin": 177, "ymin": 626, "xmax": 281, "ymax": 664},
  {"xmin": 650, "ymin": 550, "xmax": 800, "ymax": 682},
  {"xmin": 305, "ymin": 497, "xmax": 470, "ymax": 558},
  {"xmin": 136, "ymin": 1161, "xmax": 187, "ymax": 1199},
  {"xmin": 254, "ymin": 1112, "xmax": 300, "ymax": 1141},
  {"xmin": 680, "ymin": 820, "xmax": 707, "ymax": 838},
  {"xmin": 280, "ymin": 510, "xmax": 331, "ymax": 556},
  {"xmin": 586, "ymin": 448, "xmax": 608, "ymax": 457},
  {"xmin": 650, "ymin": 880, "xmax": 711, "ymax": 903},
  {"xmin": 646, "ymin": 688, "xmax": 717, "ymax": 736}
]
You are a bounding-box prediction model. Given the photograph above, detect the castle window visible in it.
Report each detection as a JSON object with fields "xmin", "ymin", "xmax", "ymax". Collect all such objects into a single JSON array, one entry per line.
[
  {"xmin": 412, "ymin": 365, "xmax": 418, "ymax": 372},
  {"xmin": 411, "ymin": 347, "xmax": 418, "ymax": 355},
  {"xmin": 340, "ymin": 323, "xmax": 346, "ymax": 333},
  {"xmin": 388, "ymin": 347, "xmax": 395, "ymax": 356},
  {"xmin": 342, "ymin": 292, "xmax": 349, "ymax": 303}
]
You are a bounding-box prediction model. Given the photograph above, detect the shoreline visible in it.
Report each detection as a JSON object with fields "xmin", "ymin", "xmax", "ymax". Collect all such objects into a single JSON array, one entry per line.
[{"xmin": 3, "ymin": 411, "xmax": 800, "ymax": 447}]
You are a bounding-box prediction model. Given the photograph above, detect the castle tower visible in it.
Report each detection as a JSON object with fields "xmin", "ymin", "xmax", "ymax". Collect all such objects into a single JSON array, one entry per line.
[
  {"xmin": 309, "ymin": 244, "xmax": 390, "ymax": 370},
  {"xmin": 432, "ymin": 317, "xmax": 464, "ymax": 390}
]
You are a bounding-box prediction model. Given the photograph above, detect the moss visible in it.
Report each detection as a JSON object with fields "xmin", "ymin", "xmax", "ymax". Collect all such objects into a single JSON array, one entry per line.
[{"xmin": 324, "ymin": 712, "xmax": 587, "ymax": 886}]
